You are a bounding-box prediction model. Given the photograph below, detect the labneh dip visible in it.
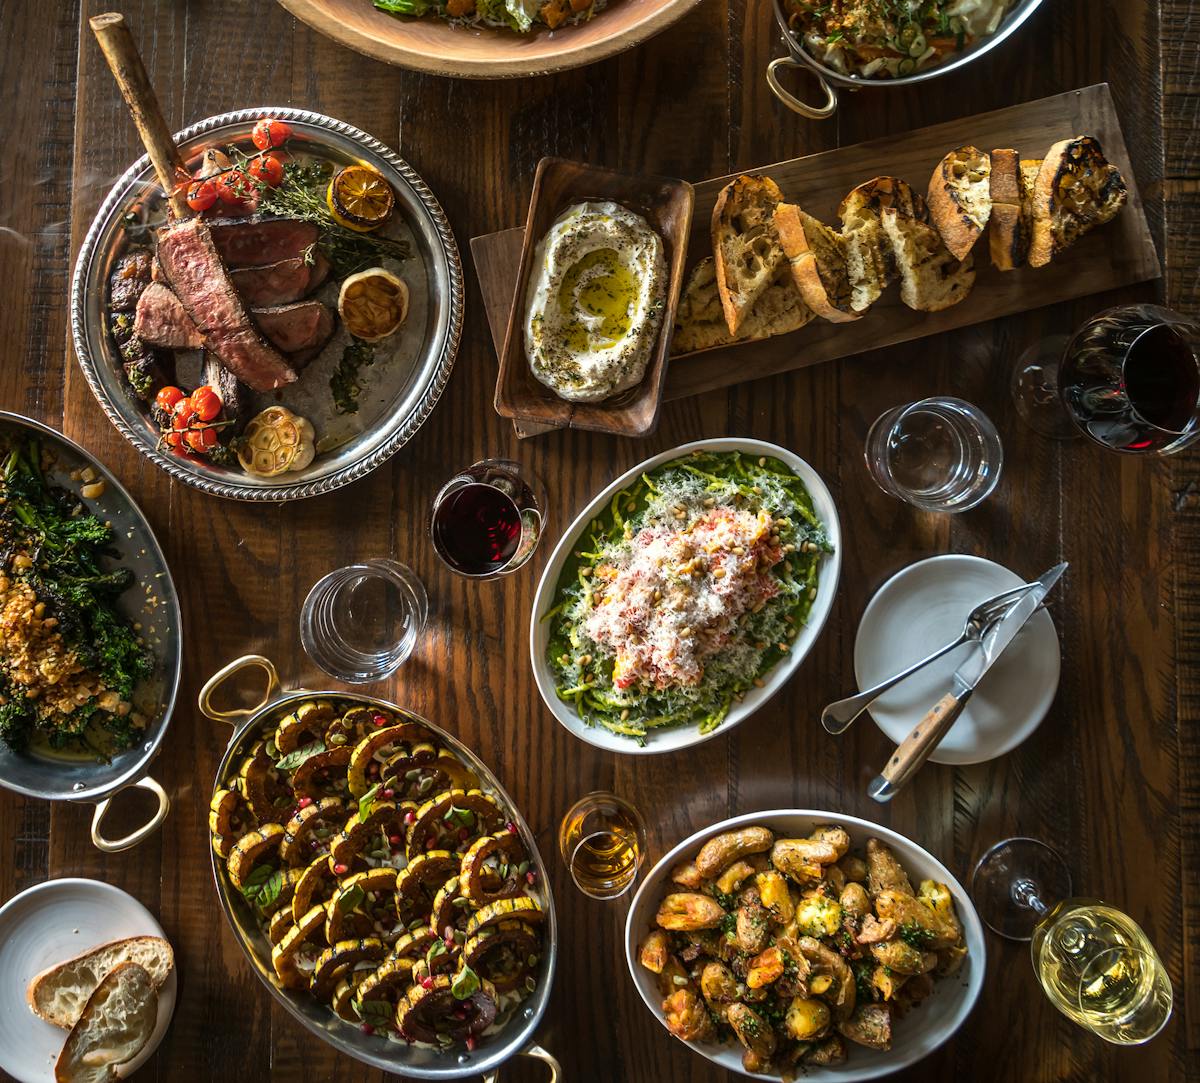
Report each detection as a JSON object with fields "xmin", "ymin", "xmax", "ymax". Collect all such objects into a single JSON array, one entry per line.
[{"xmin": 524, "ymin": 201, "xmax": 667, "ymax": 403}]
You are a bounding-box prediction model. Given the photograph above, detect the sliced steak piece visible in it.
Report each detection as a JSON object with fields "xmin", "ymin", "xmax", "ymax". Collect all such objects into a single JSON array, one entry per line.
[
  {"xmin": 155, "ymin": 218, "xmax": 297, "ymax": 392},
  {"xmin": 134, "ymin": 282, "xmax": 205, "ymax": 349},
  {"xmin": 201, "ymin": 351, "xmax": 248, "ymax": 435},
  {"xmin": 109, "ymin": 249, "xmax": 153, "ymax": 311},
  {"xmin": 208, "ymin": 218, "xmax": 321, "ymax": 268},
  {"xmin": 229, "ymin": 250, "xmax": 331, "ymax": 307},
  {"xmin": 252, "ymin": 301, "xmax": 335, "ymax": 359}
]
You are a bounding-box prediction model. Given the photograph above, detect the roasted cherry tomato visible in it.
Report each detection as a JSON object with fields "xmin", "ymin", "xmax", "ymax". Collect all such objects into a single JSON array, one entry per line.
[
  {"xmin": 252, "ymin": 118, "xmax": 292, "ymax": 151},
  {"xmin": 185, "ymin": 426, "xmax": 219, "ymax": 453},
  {"xmin": 216, "ymin": 169, "xmax": 257, "ymax": 209},
  {"xmin": 172, "ymin": 400, "xmax": 197, "ymax": 431},
  {"xmin": 247, "ymin": 152, "xmax": 285, "ymax": 188},
  {"xmin": 186, "ymin": 178, "xmax": 219, "ymax": 212},
  {"xmin": 190, "ymin": 385, "xmax": 222, "ymax": 422},
  {"xmin": 165, "ymin": 431, "xmax": 185, "ymax": 452},
  {"xmin": 155, "ymin": 386, "xmax": 186, "ymax": 413}
]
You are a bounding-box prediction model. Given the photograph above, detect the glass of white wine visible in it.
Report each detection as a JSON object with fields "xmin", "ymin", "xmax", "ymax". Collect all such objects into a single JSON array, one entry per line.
[
  {"xmin": 557, "ymin": 792, "xmax": 646, "ymax": 901},
  {"xmin": 972, "ymin": 837, "xmax": 1173, "ymax": 1046}
]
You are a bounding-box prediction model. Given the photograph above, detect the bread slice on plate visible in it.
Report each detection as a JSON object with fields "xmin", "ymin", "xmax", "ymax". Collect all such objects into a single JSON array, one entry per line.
[
  {"xmin": 54, "ymin": 962, "xmax": 158, "ymax": 1083},
  {"xmin": 927, "ymin": 145, "xmax": 992, "ymax": 260},
  {"xmin": 837, "ymin": 176, "xmax": 927, "ymax": 312},
  {"xmin": 774, "ymin": 202, "xmax": 861, "ymax": 323},
  {"xmin": 672, "ymin": 256, "xmax": 813, "ymax": 354},
  {"xmin": 880, "ymin": 204, "xmax": 976, "ymax": 312},
  {"xmin": 711, "ymin": 174, "xmax": 788, "ymax": 336},
  {"xmin": 28, "ymin": 935, "xmax": 174, "ymax": 1029},
  {"xmin": 987, "ymin": 148, "xmax": 1033, "ymax": 271},
  {"xmin": 1028, "ymin": 136, "xmax": 1127, "ymax": 268}
]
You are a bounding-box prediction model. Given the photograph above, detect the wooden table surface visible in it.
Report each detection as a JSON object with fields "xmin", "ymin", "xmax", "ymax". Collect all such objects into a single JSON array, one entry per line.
[{"xmin": 0, "ymin": 1, "xmax": 1197, "ymax": 1081}]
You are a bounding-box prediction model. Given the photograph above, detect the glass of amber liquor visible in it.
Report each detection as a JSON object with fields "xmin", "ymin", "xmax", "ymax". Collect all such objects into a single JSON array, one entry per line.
[{"xmin": 558, "ymin": 791, "xmax": 647, "ymax": 901}]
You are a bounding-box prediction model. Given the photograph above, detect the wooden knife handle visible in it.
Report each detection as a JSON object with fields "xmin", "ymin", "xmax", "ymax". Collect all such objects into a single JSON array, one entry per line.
[
  {"xmin": 869, "ymin": 690, "xmax": 969, "ymax": 802},
  {"xmin": 89, "ymin": 12, "xmax": 189, "ymax": 219}
]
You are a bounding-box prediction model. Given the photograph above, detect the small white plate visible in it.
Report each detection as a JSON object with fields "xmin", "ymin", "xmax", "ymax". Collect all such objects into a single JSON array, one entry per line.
[
  {"xmin": 854, "ymin": 555, "xmax": 1061, "ymax": 765},
  {"xmin": 0, "ymin": 879, "xmax": 176, "ymax": 1083}
]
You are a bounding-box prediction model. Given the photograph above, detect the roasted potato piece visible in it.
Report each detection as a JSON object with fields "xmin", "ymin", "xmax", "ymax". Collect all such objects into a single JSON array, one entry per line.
[
  {"xmin": 808, "ymin": 973, "xmax": 833, "ymax": 996},
  {"xmin": 716, "ymin": 860, "xmax": 757, "ymax": 895},
  {"xmin": 742, "ymin": 1049, "xmax": 772, "ymax": 1075},
  {"xmin": 871, "ymin": 964, "xmax": 908, "ymax": 1001},
  {"xmin": 838, "ymin": 1003, "xmax": 893, "ymax": 1050},
  {"xmin": 898, "ymin": 972, "xmax": 935, "ymax": 1006},
  {"xmin": 798, "ymin": 936, "xmax": 856, "ymax": 1021},
  {"xmin": 662, "ymin": 988, "xmax": 715, "ymax": 1042},
  {"xmin": 866, "ymin": 838, "xmax": 914, "ymax": 896},
  {"xmin": 639, "ymin": 929, "xmax": 670, "ymax": 974},
  {"xmin": 747, "ymin": 946, "xmax": 785, "ymax": 989},
  {"xmin": 869, "ymin": 938, "xmax": 927, "ymax": 975},
  {"xmin": 795, "ymin": 891, "xmax": 842, "ymax": 938},
  {"xmin": 727, "ymin": 1002, "xmax": 776, "ymax": 1059},
  {"xmin": 755, "ymin": 870, "xmax": 794, "ymax": 923},
  {"xmin": 700, "ymin": 961, "xmax": 739, "ymax": 1008},
  {"xmin": 735, "ymin": 899, "xmax": 772, "ymax": 954},
  {"xmin": 657, "ymin": 955, "xmax": 692, "ymax": 997},
  {"xmin": 919, "ymin": 879, "xmax": 962, "ymax": 937},
  {"xmin": 670, "ymin": 860, "xmax": 705, "ymax": 890},
  {"xmin": 656, "ymin": 892, "xmax": 726, "ymax": 931},
  {"xmin": 771, "ymin": 837, "xmax": 840, "ymax": 879},
  {"xmin": 810, "ymin": 825, "xmax": 851, "ymax": 860},
  {"xmin": 838, "ymin": 854, "xmax": 869, "ymax": 883},
  {"xmin": 935, "ymin": 943, "xmax": 969, "ymax": 978},
  {"xmin": 840, "ymin": 882, "xmax": 871, "ymax": 923},
  {"xmin": 874, "ymin": 890, "xmax": 959, "ymax": 949},
  {"xmin": 806, "ymin": 1035, "xmax": 847, "ymax": 1066},
  {"xmin": 855, "ymin": 913, "xmax": 896, "ymax": 944},
  {"xmin": 824, "ymin": 864, "xmax": 846, "ymax": 894},
  {"xmin": 695, "ymin": 827, "xmax": 775, "ymax": 877},
  {"xmin": 784, "ymin": 996, "xmax": 831, "ymax": 1040}
]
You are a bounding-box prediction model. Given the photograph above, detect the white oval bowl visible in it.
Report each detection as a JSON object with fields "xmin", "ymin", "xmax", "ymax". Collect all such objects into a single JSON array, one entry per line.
[
  {"xmin": 624, "ymin": 810, "xmax": 986, "ymax": 1080},
  {"xmin": 529, "ymin": 438, "xmax": 841, "ymax": 755}
]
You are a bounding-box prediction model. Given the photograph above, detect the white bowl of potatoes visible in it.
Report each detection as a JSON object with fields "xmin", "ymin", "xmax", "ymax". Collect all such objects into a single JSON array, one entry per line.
[{"xmin": 624, "ymin": 811, "xmax": 986, "ymax": 1080}]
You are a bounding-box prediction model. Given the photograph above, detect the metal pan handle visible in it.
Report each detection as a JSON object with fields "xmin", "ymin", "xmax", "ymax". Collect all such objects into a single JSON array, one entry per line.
[
  {"xmin": 91, "ymin": 775, "xmax": 170, "ymax": 852},
  {"xmin": 481, "ymin": 1043, "xmax": 560, "ymax": 1083},
  {"xmin": 198, "ymin": 654, "xmax": 281, "ymax": 731},
  {"xmin": 766, "ymin": 56, "xmax": 838, "ymax": 119}
]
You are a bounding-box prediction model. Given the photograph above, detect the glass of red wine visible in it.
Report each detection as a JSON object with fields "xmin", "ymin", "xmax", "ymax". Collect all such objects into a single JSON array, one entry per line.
[
  {"xmin": 1012, "ymin": 303, "xmax": 1200, "ymax": 454},
  {"xmin": 431, "ymin": 459, "xmax": 546, "ymax": 579}
]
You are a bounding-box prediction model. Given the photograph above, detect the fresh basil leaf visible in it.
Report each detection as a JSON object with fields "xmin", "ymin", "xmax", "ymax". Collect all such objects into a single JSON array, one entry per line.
[
  {"xmin": 450, "ymin": 965, "xmax": 481, "ymax": 1001},
  {"xmin": 240, "ymin": 864, "xmax": 283, "ymax": 911},
  {"xmin": 257, "ymin": 869, "xmax": 284, "ymax": 909},
  {"xmin": 338, "ymin": 884, "xmax": 366, "ymax": 913},
  {"xmin": 276, "ymin": 740, "xmax": 326, "ymax": 772},
  {"xmin": 358, "ymin": 782, "xmax": 382, "ymax": 823},
  {"xmin": 374, "ymin": 0, "xmax": 436, "ymax": 14},
  {"xmin": 356, "ymin": 997, "xmax": 393, "ymax": 1025},
  {"xmin": 240, "ymin": 864, "xmax": 273, "ymax": 892}
]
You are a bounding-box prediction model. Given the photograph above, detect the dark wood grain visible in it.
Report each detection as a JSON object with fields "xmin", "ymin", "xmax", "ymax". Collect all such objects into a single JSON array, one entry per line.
[{"xmin": 0, "ymin": 0, "xmax": 1196, "ymax": 1081}]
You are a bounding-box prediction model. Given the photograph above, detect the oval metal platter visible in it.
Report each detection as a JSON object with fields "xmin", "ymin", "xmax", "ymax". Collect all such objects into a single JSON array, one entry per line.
[
  {"xmin": 71, "ymin": 107, "xmax": 464, "ymax": 502},
  {"xmin": 0, "ymin": 412, "xmax": 181, "ymax": 803}
]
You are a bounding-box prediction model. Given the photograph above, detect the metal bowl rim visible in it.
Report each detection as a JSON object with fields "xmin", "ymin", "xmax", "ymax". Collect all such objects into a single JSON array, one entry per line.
[{"xmin": 70, "ymin": 106, "xmax": 464, "ymax": 503}]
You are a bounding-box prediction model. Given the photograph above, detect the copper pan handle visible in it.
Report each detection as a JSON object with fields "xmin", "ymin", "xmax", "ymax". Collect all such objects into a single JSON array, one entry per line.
[
  {"xmin": 481, "ymin": 1043, "xmax": 560, "ymax": 1083},
  {"xmin": 766, "ymin": 56, "xmax": 838, "ymax": 119},
  {"xmin": 198, "ymin": 654, "xmax": 282, "ymax": 734},
  {"xmin": 91, "ymin": 776, "xmax": 170, "ymax": 852}
]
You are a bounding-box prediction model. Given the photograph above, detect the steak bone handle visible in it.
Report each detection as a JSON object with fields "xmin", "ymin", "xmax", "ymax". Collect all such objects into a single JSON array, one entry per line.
[
  {"xmin": 868, "ymin": 690, "xmax": 971, "ymax": 803},
  {"xmin": 89, "ymin": 12, "xmax": 190, "ymax": 219}
]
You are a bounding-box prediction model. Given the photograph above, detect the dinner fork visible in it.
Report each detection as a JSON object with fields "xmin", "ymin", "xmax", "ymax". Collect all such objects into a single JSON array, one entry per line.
[{"xmin": 820, "ymin": 582, "xmax": 1037, "ymax": 734}]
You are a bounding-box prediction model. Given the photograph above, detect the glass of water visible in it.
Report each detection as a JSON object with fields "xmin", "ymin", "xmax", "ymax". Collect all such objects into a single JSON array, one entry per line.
[
  {"xmin": 300, "ymin": 559, "xmax": 428, "ymax": 683},
  {"xmin": 865, "ymin": 396, "xmax": 1003, "ymax": 512}
]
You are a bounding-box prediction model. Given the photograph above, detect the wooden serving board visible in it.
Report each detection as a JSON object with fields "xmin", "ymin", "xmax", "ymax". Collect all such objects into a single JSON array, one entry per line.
[{"xmin": 470, "ymin": 83, "xmax": 1160, "ymax": 437}]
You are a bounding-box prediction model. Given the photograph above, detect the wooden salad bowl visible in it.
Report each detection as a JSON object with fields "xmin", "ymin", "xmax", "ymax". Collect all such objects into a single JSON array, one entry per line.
[{"xmin": 276, "ymin": 0, "xmax": 705, "ymax": 78}]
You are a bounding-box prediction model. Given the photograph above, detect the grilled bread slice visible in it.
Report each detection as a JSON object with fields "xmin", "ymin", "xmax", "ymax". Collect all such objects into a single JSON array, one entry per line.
[
  {"xmin": 774, "ymin": 202, "xmax": 861, "ymax": 323},
  {"xmin": 837, "ymin": 176, "xmax": 928, "ymax": 311},
  {"xmin": 987, "ymin": 148, "xmax": 1033, "ymax": 271},
  {"xmin": 880, "ymin": 204, "xmax": 976, "ymax": 312},
  {"xmin": 712, "ymin": 174, "xmax": 788, "ymax": 335},
  {"xmin": 672, "ymin": 256, "xmax": 813, "ymax": 354},
  {"xmin": 28, "ymin": 936, "xmax": 174, "ymax": 1029},
  {"xmin": 1028, "ymin": 136, "xmax": 1127, "ymax": 268},
  {"xmin": 54, "ymin": 962, "xmax": 158, "ymax": 1083},
  {"xmin": 927, "ymin": 145, "xmax": 992, "ymax": 260}
]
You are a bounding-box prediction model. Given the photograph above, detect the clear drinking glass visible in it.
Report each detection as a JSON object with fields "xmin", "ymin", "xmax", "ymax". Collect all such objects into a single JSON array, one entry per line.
[
  {"xmin": 300, "ymin": 559, "xmax": 428, "ymax": 683},
  {"xmin": 558, "ymin": 792, "xmax": 647, "ymax": 901},
  {"xmin": 971, "ymin": 837, "xmax": 1173, "ymax": 1046},
  {"xmin": 865, "ymin": 396, "xmax": 1003, "ymax": 512},
  {"xmin": 430, "ymin": 458, "xmax": 546, "ymax": 580}
]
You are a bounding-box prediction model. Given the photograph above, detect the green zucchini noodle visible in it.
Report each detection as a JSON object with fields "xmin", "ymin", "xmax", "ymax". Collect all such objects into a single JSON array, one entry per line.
[{"xmin": 542, "ymin": 450, "xmax": 832, "ymax": 744}]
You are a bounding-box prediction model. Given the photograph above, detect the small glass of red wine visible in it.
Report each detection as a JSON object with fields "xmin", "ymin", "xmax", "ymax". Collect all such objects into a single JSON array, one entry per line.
[
  {"xmin": 1012, "ymin": 303, "xmax": 1200, "ymax": 454},
  {"xmin": 431, "ymin": 459, "xmax": 546, "ymax": 579}
]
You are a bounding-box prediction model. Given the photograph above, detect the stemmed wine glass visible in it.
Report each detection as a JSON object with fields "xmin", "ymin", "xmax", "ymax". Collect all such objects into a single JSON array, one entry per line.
[
  {"xmin": 972, "ymin": 838, "xmax": 1173, "ymax": 1045},
  {"xmin": 1011, "ymin": 303, "xmax": 1200, "ymax": 453}
]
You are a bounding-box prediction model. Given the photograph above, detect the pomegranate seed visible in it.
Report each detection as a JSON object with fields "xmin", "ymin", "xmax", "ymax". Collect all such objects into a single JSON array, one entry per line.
[
  {"xmin": 466, "ymin": 1036, "xmax": 477, "ymax": 1051},
  {"xmin": 404, "ymin": 811, "xmax": 416, "ymax": 825},
  {"xmin": 360, "ymin": 1023, "xmax": 375, "ymax": 1035},
  {"xmin": 457, "ymin": 828, "xmax": 469, "ymax": 841},
  {"xmin": 421, "ymin": 976, "xmax": 434, "ymax": 990},
  {"xmin": 298, "ymin": 796, "xmax": 313, "ymax": 809},
  {"xmin": 525, "ymin": 871, "xmax": 537, "ymax": 884},
  {"xmin": 334, "ymin": 863, "xmax": 348, "ymax": 875},
  {"xmin": 373, "ymin": 713, "xmax": 387, "ymax": 727},
  {"xmin": 382, "ymin": 788, "xmax": 394, "ymax": 798},
  {"xmin": 505, "ymin": 821, "xmax": 517, "ymax": 834},
  {"xmin": 454, "ymin": 1008, "xmax": 467, "ymax": 1020}
]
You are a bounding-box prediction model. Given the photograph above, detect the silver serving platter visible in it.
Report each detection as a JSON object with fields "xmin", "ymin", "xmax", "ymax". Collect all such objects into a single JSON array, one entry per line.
[
  {"xmin": 0, "ymin": 412, "xmax": 181, "ymax": 815},
  {"xmin": 71, "ymin": 107, "xmax": 464, "ymax": 502}
]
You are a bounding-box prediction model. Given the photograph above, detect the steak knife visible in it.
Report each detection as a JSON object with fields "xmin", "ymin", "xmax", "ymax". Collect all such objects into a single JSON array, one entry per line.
[{"xmin": 867, "ymin": 562, "xmax": 1067, "ymax": 803}]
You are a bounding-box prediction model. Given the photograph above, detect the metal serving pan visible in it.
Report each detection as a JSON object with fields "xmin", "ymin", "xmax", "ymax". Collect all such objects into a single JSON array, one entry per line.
[
  {"xmin": 767, "ymin": 0, "xmax": 1046, "ymax": 119},
  {"xmin": 71, "ymin": 107, "xmax": 464, "ymax": 502},
  {"xmin": 0, "ymin": 412, "xmax": 181, "ymax": 851},
  {"xmin": 198, "ymin": 655, "xmax": 558, "ymax": 1081}
]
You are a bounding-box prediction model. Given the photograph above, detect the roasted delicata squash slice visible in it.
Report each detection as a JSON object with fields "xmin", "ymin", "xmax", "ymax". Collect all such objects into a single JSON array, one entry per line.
[
  {"xmin": 406, "ymin": 789, "xmax": 505, "ymax": 859},
  {"xmin": 269, "ymin": 906, "xmax": 296, "ymax": 945},
  {"xmin": 462, "ymin": 919, "xmax": 541, "ymax": 992},
  {"xmin": 348, "ymin": 724, "xmax": 421, "ymax": 797},
  {"xmin": 387, "ymin": 749, "xmax": 480, "ymax": 802},
  {"xmin": 328, "ymin": 799, "xmax": 408, "ymax": 869},
  {"xmin": 280, "ymin": 796, "xmax": 346, "ymax": 866},
  {"xmin": 272, "ymin": 903, "xmax": 328, "ymax": 989},
  {"xmin": 465, "ymin": 896, "xmax": 544, "ymax": 937},
  {"xmin": 275, "ymin": 700, "xmax": 336, "ymax": 754},
  {"xmin": 326, "ymin": 868, "xmax": 401, "ymax": 944},
  {"xmin": 239, "ymin": 749, "xmax": 293, "ymax": 824},
  {"xmin": 310, "ymin": 937, "xmax": 387, "ymax": 998},
  {"xmin": 291, "ymin": 746, "xmax": 353, "ymax": 800},
  {"xmin": 397, "ymin": 973, "xmax": 499, "ymax": 1045},
  {"xmin": 210, "ymin": 787, "xmax": 255, "ymax": 858},
  {"xmin": 428, "ymin": 875, "xmax": 473, "ymax": 940},
  {"xmin": 379, "ymin": 740, "xmax": 438, "ymax": 783},
  {"xmin": 353, "ymin": 954, "xmax": 417, "ymax": 1014},
  {"xmin": 331, "ymin": 974, "xmax": 367, "ymax": 1023},
  {"xmin": 459, "ymin": 830, "xmax": 528, "ymax": 907},
  {"xmin": 293, "ymin": 854, "xmax": 338, "ymax": 923},
  {"xmin": 396, "ymin": 850, "xmax": 460, "ymax": 923},
  {"xmin": 227, "ymin": 823, "xmax": 286, "ymax": 891},
  {"xmin": 261, "ymin": 867, "xmax": 305, "ymax": 919}
]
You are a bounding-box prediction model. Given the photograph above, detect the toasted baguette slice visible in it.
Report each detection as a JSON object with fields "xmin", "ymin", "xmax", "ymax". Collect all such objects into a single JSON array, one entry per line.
[
  {"xmin": 1028, "ymin": 136, "xmax": 1127, "ymax": 268},
  {"xmin": 711, "ymin": 174, "xmax": 787, "ymax": 335},
  {"xmin": 838, "ymin": 177, "xmax": 927, "ymax": 311},
  {"xmin": 774, "ymin": 203, "xmax": 860, "ymax": 323},
  {"xmin": 880, "ymin": 207, "xmax": 976, "ymax": 312},
  {"xmin": 54, "ymin": 962, "xmax": 157, "ymax": 1083},
  {"xmin": 672, "ymin": 257, "xmax": 813, "ymax": 355},
  {"xmin": 927, "ymin": 145, "xmax": 992, "ymax": 260},
  {"xmin": 987, "ymin": 148, "xmax": 1033, "ymax": 271},
  {"xmin": 29, "ymin": 936, "xmax": 174, "ymax": 1029}
]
